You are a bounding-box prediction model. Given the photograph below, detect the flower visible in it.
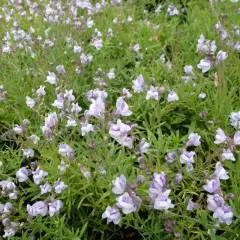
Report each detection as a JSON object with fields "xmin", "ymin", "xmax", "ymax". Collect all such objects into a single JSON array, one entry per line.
[
  {"xmin": 58, "ymin": 160, "xmax": 69, "ymax": 174},
  {"xmin": 66, "ymin": 118, "xmax": 77, "ymax": 128},
  {"xmin": 102, "ymin": 206, "xmax": 121, "ymax": 225},
  {"xmin": 140, "ymin": 138, "xmax": 150, "ymax": 153},
  {"xmin": 88, "ymin": 97, "xmax": 105, "ymax": 118},
  {"xmin": 230, "ymin": 111, "xmax": 240, "ymax": 129},
  {"xmin": 154, "ymin": 189, "xmax": 174, "ymax": 210},
  {"xmin": 52, "ymin": 94, "xmax": 64, "ymax": 109},
  {"xmin": 58, "ymin": 144, "xmax": 74, "ymax": 159},
  {"xmin": 207, "ymin": 194, "xmax": 224, "ymax": 212},
  {"xmin": 115, "ymin": 97, "xmax": 132, "ymax": 116},
  {"xmin": 214, "ymin": 162, "xmax": 229, "ymax": 180},
  {"xmin": 146, "ymin": 86, "xmax": 159, "ymax": 100},
  {"xmin": 203, "ymin": 178, "xmax": 220, "ymax": 193},
  {"xmin": 54, "ymin": 180, "xmax": 68, "ymax": 194},
  {"xmin": 184, "ymin": 65, "xmax": 194, "ymax": 75},
  {"xmin": 109, "ymin": 120, "xmax": 133, "ymax": 148},
  {"xmin": 0, "ymin": 180, "xmax": 17, "ymax": 199},
  {"xmin": 214, "ymin": 128, "xmax": 227, "ymax": 144},
  {"xmin": 64, "ymin": 90, "xmax": 75, "ymax": 102},
  {"xmin": 36, "ymin": 85, "xmax": 46, "ymax": 96},
  {"xmin": 116, "ymin": 192, "xmax": 141, "ymax": 214},
  {"xmin": 198, "ymin": 93, "xmax": 206, "ymax": 99},
  {"xmin": 40, "ymin": 182, "xmax": 52, "ymax": 195},
  {"xmin": 186, "ymin": 133, "xmax": 201, "ymax": 147},
  {"xmin": 27, "ymin": 201, "xmax": 48, "ymax": 218},
  {"xmin": 132, "ymin": 75, "xmax": 144, "ymax": 93},
  {"xmin": 81, "ymin": 122, "xmax": 94, "ymax": 136},
  {"xmin": 46, "ymin": 72, "xmax": 57, "ymax": 84},
  {"xmin": 167, "ymin": 91, "xmax": 179, "ymax": 102},
  {"xmin": 22, "ymin": 148, "xmax": 34, "ymax": 158},
  {"xmin": 26, "ymin": 96, "xmax": 36, "ymax": 108},
  {"xmin": 187, "ymin": 199, "xmax": 198, "ymax": 210},
  {"xmin": 122, "ymin": 88, "xmax": 132, "ymax": 98},
  {"xmin": 213, "ymin": 205, "xmax": 233, "ymax": 225},
  {"xmin": 16, "ymin": 167, "xmax": 29, "ymax": 182},
  {"xmin": 106, "ymin": 68, "xmax": 115, "ymax": 80},
  {"xmin": 29, "ymin": 135, "xmax": 40, "ymax": 144},
  {"xmin": 233, "ymin": 131, "xmax": 240, "ymax": 145},
  {"xmin": 165, "ymin": 152, "xmax": 176, "ymax": 163},
  {"xmin": 56, "ymin": 65, "xmax": 66, "ymax": 74},
  {"xmin": 222, "ymin": 149, "xmax": 235, "ymax": 161},
  {"xmin": 167, "ymin": 4, "xmax": 179, "ymax": 16},
  {"xmin": 112, "ymin": 174, "xmax": 127, "ymax": 194},
  {"xmin": 71, "ymin": 103, "xmax": 82, "ymax": 113},
  {"xmin": 174, "ymin": 173, "xmax": 183, "ymax": 185},
  {"xmin": 48, "ymin": 200, "xmax": 63, "ymax": 217},
  {"xmin": 216, "ymin": 51, "xmax": 228, "ymax": 63},
  {"xmin": 197, "ymin": 35, "xmax": 216, "ymax": 55},
  {"xmin": 180, "ymin": 151, "xmax": 195, "ymax": 164},
  {"xmin": 32, "ymin": 167, "xmax": 48, "ymax": 185},
  {"xmin": 197, "ymin": 57, "xmax": 212, "ymax": 73}
]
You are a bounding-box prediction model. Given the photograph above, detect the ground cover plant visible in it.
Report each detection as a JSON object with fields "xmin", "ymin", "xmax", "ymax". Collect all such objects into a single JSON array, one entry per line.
[{"xmin": 0, "ymin": 0, "xmax": 240, "ymax": 239}]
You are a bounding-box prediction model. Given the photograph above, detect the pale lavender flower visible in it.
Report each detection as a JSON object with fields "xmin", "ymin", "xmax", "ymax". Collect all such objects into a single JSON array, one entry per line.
[
  {"xmin": 46, "ymin": 72, "xmax": 57, "ymax": 84},
  {"xmin": 106, "ymin": 68, "xmax": 115, "ymax": 80},
  {"xmin": 86, "ymin": 89, "xmax": 108, "ymax": 101},
  {"xmin": 88, "ymin": 97, "xmax": 105, "ymax": 118},
  {"xmin": 109, "ymin": 120, "xmax": 133, "ymax": 148},
  {"xmin": 0, "ymin": 180, "xmax": 17, "ymax": 199},
  {"xmin": 91, "ymin": 38, "xmax": 103, "ymax": 50},
  {"xmin": 112, "ymin": 174, "xmax": 126, "ymax": 194},
  {"xmin": 167, "ymin": 4, "xmax": 179, "ymax": 16},
  {"xmin": 180, "ymin": 151, "xmax": 195, "ymax": 164},
  {"xmin": 86, "ymin": 17, "xmax": 94, "ymax": 28},
  {"xmin": 116, "ymin": 192, "xmax": 140, "ymax": 214},
  {"xmin": 153, "ymin": 172, "xmax": 168, "ymax": 188},
  {"xmin": 102, "ymin": 206, "xmax": 121, "ymax": 224},
  {"xmin": 197, "ymin": 57, "xmax": 212, "ymax": 73},
  {"xmin": 56, "ymin": 65, "xmax": 66, "ymax": 75},
  {"xmin": 187, "ymin": 199, "xmax": 198, "ymax": 210},
  {"xmin": 40, "ymin": 182, "xmax": 52, "ymax": 195},
  {"xmin": 79, "ymin": 166, "xmax": 91, "ymax": 179},
  {"xmin": 203, "ymin": 178, "xmax": 220, "ymax": 193},
  {"xmin": 29, "ymin": 135, "xmax": 40, "ymax": 144},
  {"xmin": 233, "ymin": 131, "xmax": 240, "ymax": 145},
  {"xmin": 122, "ymin": 88, "xmax": 132, "ymax": 98},
  {"xmin": 73, "ymin": 45, "xmax": 82, "ymax": 53},
  {"xmin": 230, "ymin": 111, "xmax": 240, "ymax": 129},
  {"xmin": 197, "ymin": 35, "xmax": 217, "ymax": 55},
  {"xmin": 27, "ymin": 201, "xmax": 48, "ymax": 218},
  {"xmin": 167, "ymin": 91, "xmax": 179, "ymax": 102},
  {"xmin": 81, "ymin": 122, "xmax": 94, "ymax": 136},
  {"xmin": 165, "ymin": 152, "xmax": 176, "ymax": 163},
  {"xmin": 222, "ymin": 149, "xmax": 235, "ymax": 161},
  {"xmin": 71, "ymin": 103, "xmax": 82, "ymax": 113},
  {"xmin": 184, "ymin": 65, "xmax": 194, "ymax": 75},
  {"xmin": 58, "ymin": 160, "xmax": 69, "ymax": 174},
  {"xmin": 198, "ymin": 93, "xmax": 206, "ymax": 99},
  {"xmin": 32, "ymin": 167, "xmax": 48, "ymax": 185},
  {"xmin": 155, "ymin": 5, "xmax": 163, "ymax": 13},
  {"xmin": 58, "ymin": 144, "xmax": 74, "ymax": 159},
  {"xmin": 13, "ymin": 125, "xmax": 23, "ymax": 134},
  {"xmin": 22, "ymin": 148, "xmax": 34, "ymax": 158},
  {"xmin": 186, "ymin": 133, "xmax": 201, "ymax": 147},
  {"xmin": 214, "ymin": 128, "xmax": 227, "ymax": 144},
  {"xmin": 146, "ymin": 86, "xmax": 159, "ymax": 100},
  {"xmin": 26, "ymin": 96, "xmax": 36, "ymax": 108},
  {"xmin": 213, "ymin": 205, "xmax": 233, "ymax": 225},
  {"xmin": 48, "ymin": 200, "xmax": 63, "ymax": 217},
  {"xmin": 140, "ymin": 138, "xmax": 150, "ymax": 153},
  {"xmin": 115, "ymin": 97, "xmax": 132, "ymax": 116},
  {"xmin": 207, "ymin": 194, "xmax": 225, "ymax": 211},
  {"xmin": 174, "ymin": 173, "xmax": 183, "ymax": 185},
  {"xmin": 64, "ymin": 90, "xmax": 75, "ymax": 102},
  {"xmin": 154, "ymin": 189, "xmax": 174, "ymax": 210},
  {"xmin": 66, "ymin": 118, "xmax": 77, "ymax": 128},
  {"xmin": 214, "ymin": 162, "xmax": 229, "ymax": 180},
  {"xmin": 54, "ymin": 180, "xmax": 68, "ymax": 194},
  {"xmin": 3, "ymin": 229, "xmax": 15, "ymax": 238},
  {"xmin": 216, "ymin": 51, "xmax": 228, "ymax": 63},
  {"xmin": 16, "ymin": 167, "xmax": 29, "ymax": 182},
  {"xmin": 132, "ymin": 75, "xmax": 144, "ymax": 93},
  {"xmin": 52, "ymin": 94, "xmax": 64, "ymax": 109},
  {"xmin": 132, "ymin": 44, "xmax": 140, "ymax": 53},
  {"xmin": 42, "ymin": 112, "xmax": 58, "ymax": 140}
]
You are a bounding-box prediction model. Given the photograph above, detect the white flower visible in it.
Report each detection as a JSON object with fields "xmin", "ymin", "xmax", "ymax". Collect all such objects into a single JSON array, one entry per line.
[
  {"xmin": 81, "ymin": 122, "xmax": 94, "ymax": 136},
  {"xmin": 22, "ymin": 148, "xmax": 34, "ymax": 158},
  {"xmin": 132, "ymin": 44, "xmax": 140, "ymax": 52},
  {"xmin": 102, "ymin": 206, "xmax": 121, "ymax": 225},
  {"xmin": 154, "ymin": 189, "xmax": 174, "ymax": 210},
  {"xmin": 58, "ymin": 160, "xmax": 69, "ymax": 174},
  {"xmin": 146, "ymin": 86, "xmax": 159, "ymax": 100},
  {"xmin": 198, "ymin": 92, "xmax": 206, "ymax": 99},
  {"xmin": 186, "ymin": 133, "xmax": 201, "ymax": 147},
  {"xmin": 115, "ymin": 97, "xmax": 132, "ymax": 116},
  {"xmin": 86, "ymin": 17, "xmax": 94, "ymax": 28},
  {"xmin": 184, "ymin": 65, "xmax": 194, "ymax": 75},
  {"xmin": 222, "ymin": 149, "xmax": 235, "ymax": 161},
  {"xmin": 214, "ymin": 162, "xmax": 229, "ymax": 180},
  {"xmin": 40, "ymin": 182, "xmax": 52, "ymax": 195},
  {"xmin": 122, "ymin": 88, "xmax": 132, "ymax": 98},
  {"xmin": 29, "ymin": 135, "xmax": 40, "ymax": 144},
  {"xmin": 140, "ymin": 138, "xmax": 150, "ymax": 153},
  {"xmin": 167, "ymin": 91, "xmax": 179, "ymax": 102},
  {"xmin": 112, "ymin": 174, "xmax": 127, "ymax": 194},
  {"xmin": 66, "ymin": 118, "xmax": 77, "ymax": 128},
  {"xmin": 106, "ymin": 68, "xmax": 115, "ymax": 79},
  {"xmin": 52, "ymin": 94, "xmax": 64, "ymax": 109},
  {"xmin": 26, "ymin": 96, "xmax": 36, "ymax": 108},
  {"xmin": 214, "ymin": 128, "xmax": 227, "ymax": 144},
  {"xmin": 49, "ymin": 200, "xmax": 63, "ymax": 217},
  {"xmin": 155, "ymin": 5, "xmax": 163, "ymax": 13},
  {"xmin": 46, "ymin": 72, "xmax": 57, "ymax": 84},
  {"xmin": 132, "ymin": 75, "xmax": 144, "ymax": 93},
  {"xmin": 116, "ymin": 192, "xmax": 140, "ymax": 214},
  {"xmin": 16, "ymin": 167, "xmax": 29, "ymax": 182}
]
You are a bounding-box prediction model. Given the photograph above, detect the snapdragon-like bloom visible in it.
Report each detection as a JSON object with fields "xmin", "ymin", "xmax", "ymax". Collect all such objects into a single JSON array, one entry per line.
[
  {"xmin": 214, "ymin": 162, "xmax": 229, "ymax": 180},
  {"xmin": 54, "ymin": 180, "xmax": 68, "ymax": 194},
  {"xmin": 184, "ymin": 65, "xmax": 194, "ymax": 75},
  {"xmin": 46, "ymin": 72, "xmax": 57, "ymax": 84},
  {"xmin": 81, "ymin": 121, "xmax": 94, "ymax": 136},
  {"xmin": 112, "ymin": 174, "xmax": 127, "ymax": 194},
  {"xmin": 27, "ymin": 201, "xmax": 48, "ymax": 218},
  {"xmin": 186, "ymin": 133, "xmax": 201, "ymax": 147},
  {"xmin": 40, "ymin": 182, "xmax": 52, "ymax": 195},
  {"xmin": 109, "ymin": 120, "xmax": 133, "ymax": 148},
  {"xmin": 116, "ymin": 192, "xmax": 141, "ymax": 214},
  {"xmin": 167, "ymin": 4, "xmax": 179, "ymax": 16},
  {"xmin": 154, "ymin": 189, "xmax": 174, "ymax": 210},
  {"xmin": 71, "ymin": 103, "xmax": 82, "ymax": 113},
  {"xmin": 165, "ymin": 152, "xmax": 176, "ymax": 163},
  {"xmin": 230, "ymin": 111, "xmax": 240, "ymax": 129},
  {"xmin": 132, "ymin": 75, "xmax": 144, "ymax": 93},
  {"xmin": 48, "ymin": 200, "xmax": 63, "ymax": 217},
  {"xmin": 106, "ymin": 68, "xmax": 115, "ymax": 79},
  {"xmin": 146, "ymin": 86, "xmax": 159, "ymax": 100},
  {"xmin": 203, "ymin": 178, "xmax": 220, "ymax": 193},
  {"xmin": 52, "ymin": 94, "xmax": 64, "ymax": 109},
  {"xmin": 56, "ymin": 65, "xmax": 66, "ymax": 75},
  {"xmin": 32, "ymin": 167, "xmax": 48, "ymax": 185},
  {"xmin": 140, "ymin": 138, "xmax": 150, "ymax": 153},
  {"xmin": 233, "ymin": 131, "xmax": 240, "ymax": 145},
  {"xmin": 86, "ymin": 88, "xmax": 108, "ymax": 101},
  {"xmin": 222, "ymin": 149, "xmax": 235, "ymax": 161},
  {"xmin": 214, "ymin": 128, "xmax": 227, "ymax": 144},
  {"xmin": 29, "ymin": 135, "xmax": 40, "ymax": 144},
  {"xmin": 207, "ymin": 194, "xmax": 225, "ymax": 212},
  {"xmin": 167, "ymin": 91, "xmax": 179, "ymax": 103},
  {"xmin": 26, "ymin": 96, "xmax": 36, "ymax": 108},
  {"xmin": 58, "ymin": 144, "xmax": 74, "ymax": 159},
  {"xmin": 180, "ymin": 151, "xmax": 195, "ymax": 164},
  {"xmin": 66, "ymin": 118, "xmax": 77, "ymax": 128},
  {"xmin": 197, "ymin": 35, "xmax": 217, "ymax": 55},
  {"xmin": 16, "ymin": 167, "xmax": 29, "ymax": 182},
  {"xmin": 88, "ymin": 97, "xmax": 105, "ymax": 118},
  {"xmin": 22, "ymin": 148, "xmax": 34, "ymax": 158},
  {"xmin": 187, "ymin": 199, "xmax": 198, "ymax": 210},
  {"xmin": 197, "ymin": 57, "xmax": 212, "ymax": 73},
  {"xmin": 36, "ymin": 85, "xmax": 46, "ymax": 97},
  {"xmin": 115, "ymin": 97, "xmax": 132, "ymax": 116},
  {"xmin": 216, "ymin": 51, "xmax": 228, "ymax": 63},
  {"xmin": 122, "ymin": 88, "xmax": 132, "ymax": 99},
  {"xmin": 102, "ymin": 206, "xmax": 121, "ymax": 225},
  {"xmin": 213, "ymin": 205, "xmax": 233, "ymax": 225},
  {"xmin": 42, "ymin": 112, "xmax": 58, "ymax": 140},
  {"xmin": 0, "ymin": 180, "xmax": 17, "ymax": 199}
]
